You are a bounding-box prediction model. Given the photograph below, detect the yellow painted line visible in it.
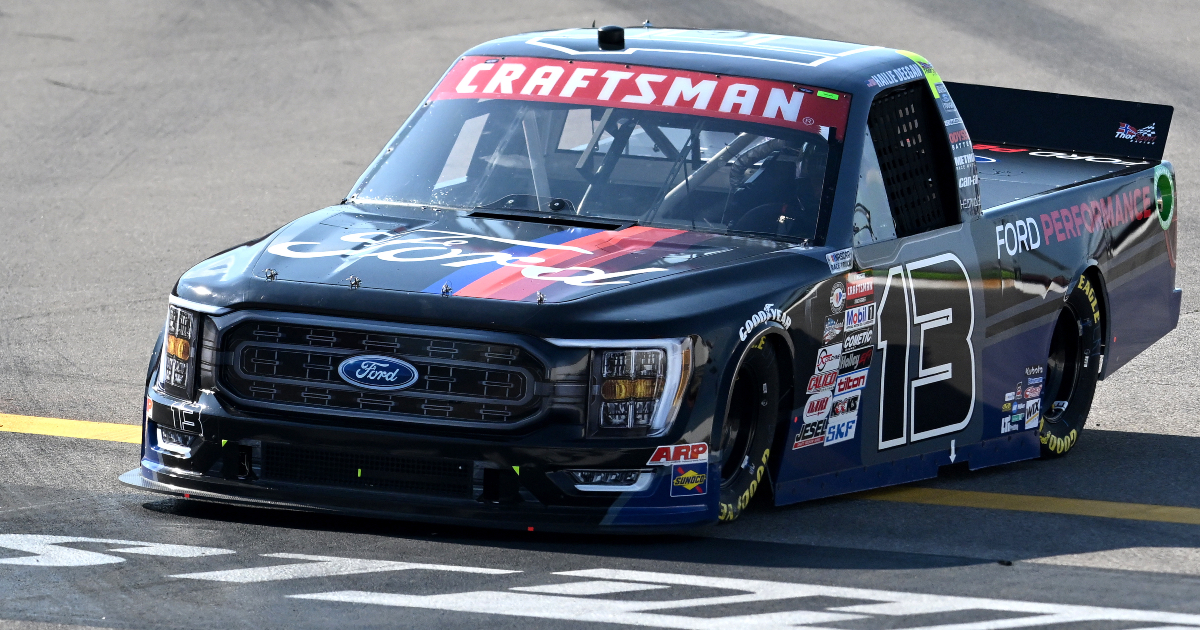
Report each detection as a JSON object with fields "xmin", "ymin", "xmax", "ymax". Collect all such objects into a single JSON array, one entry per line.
[
  {"xmin": 862, "ymin": 486, "xmax": 1200, "ymax": 526},
  {"xmin": 0, "ymin": 413, "xmax": 140, "ymax": 444}
]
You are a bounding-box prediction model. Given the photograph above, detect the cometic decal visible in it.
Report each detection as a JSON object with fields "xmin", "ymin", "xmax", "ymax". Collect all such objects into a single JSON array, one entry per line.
[{"xmin": 435, "ymin": 56, "xmax": 852, "ymax": 139}]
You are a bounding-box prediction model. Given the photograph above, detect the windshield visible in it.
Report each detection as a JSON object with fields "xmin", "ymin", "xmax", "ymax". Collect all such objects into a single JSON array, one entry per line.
[{"xmin": 352, "ymin": 57, "xmax": 850, "ymax": 242}]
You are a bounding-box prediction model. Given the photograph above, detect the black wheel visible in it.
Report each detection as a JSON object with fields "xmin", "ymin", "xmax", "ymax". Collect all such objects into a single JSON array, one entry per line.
[
  {"xmin": 1039, "ymin": 275, "xmax": 1103, "ymax": 457},
  {"xmin": 717, "ymin": 336, "xmax": 782, "ymax": 523}
]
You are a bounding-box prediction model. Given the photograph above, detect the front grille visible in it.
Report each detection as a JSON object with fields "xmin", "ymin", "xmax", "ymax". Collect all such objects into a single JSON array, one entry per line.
[
  {"xmin": 261, "ymin": 443, "xmax": 473, "ymax": 498},
  {"xmin": 220, "ymin": 321, "xmax": 546, "ymax": 424}
]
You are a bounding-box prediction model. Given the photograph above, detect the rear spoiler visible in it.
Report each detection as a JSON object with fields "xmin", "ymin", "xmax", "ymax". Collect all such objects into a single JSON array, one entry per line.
[{"xmin": 944, "ymin": 82, "xmax": 1173, "ymax": 162}]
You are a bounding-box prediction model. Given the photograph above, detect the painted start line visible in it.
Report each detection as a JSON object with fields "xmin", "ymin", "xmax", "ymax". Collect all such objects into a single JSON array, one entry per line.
[
  {"xmin": 1, "ymin": 535, "xmax": 1199, "ymax": 629},
  {"xmin": 5, "ymin": 413, "xmax": 1200, "ymax": 526}
]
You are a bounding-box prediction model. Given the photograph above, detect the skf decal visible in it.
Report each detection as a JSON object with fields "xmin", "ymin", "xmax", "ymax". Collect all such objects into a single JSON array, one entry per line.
[
  {"xmin": 647, "ymin": 442, "xmax": 708, "ymax": 466},
  {"xmin": 738, "ymin": 303, "xmax": 792, "ymax": 341},
  {"xmin": 670, "ymin": 463, "xmax": 707, "ymax": 497}
]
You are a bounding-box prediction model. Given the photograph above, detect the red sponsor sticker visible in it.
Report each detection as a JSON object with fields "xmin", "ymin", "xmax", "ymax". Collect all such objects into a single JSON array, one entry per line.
[
  {"xmin": 807, "ymin": 371, "xmax": 837, "ymax": 394},
  {"xmin": 647, "ymin": 442, "xmax": 709, "ymax": 466},
  {"xmin": 433, "ymin": 56, "xmax": 851, "ymax": 139}
]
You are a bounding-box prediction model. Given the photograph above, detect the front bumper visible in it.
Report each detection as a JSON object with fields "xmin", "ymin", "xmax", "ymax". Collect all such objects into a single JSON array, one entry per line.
[{"xmin": 126, "ymin": 388, "xmax": 717, "ymax": 533}]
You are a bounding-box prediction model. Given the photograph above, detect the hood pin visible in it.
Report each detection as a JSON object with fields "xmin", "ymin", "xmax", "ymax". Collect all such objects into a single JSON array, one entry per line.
[
  {"xmin": 347, "ymin": 275, "xmax": 361, "ymax": 289},
  {"xmin": 442, "ymin": 282, "xmax": 453, "ymax": 297},
  {"xmin": 536, "ymin": 291, "xmax": 546, "ymax": 305},
  {"xmin": 264, "ymin": 268, "xmax": 278, "ymax": 281}
]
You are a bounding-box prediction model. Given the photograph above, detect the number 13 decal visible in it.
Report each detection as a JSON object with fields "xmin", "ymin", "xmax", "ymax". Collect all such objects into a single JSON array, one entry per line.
[{"xmin": 876, "ymin": 253, "xmax": 976, "ymax": 450}]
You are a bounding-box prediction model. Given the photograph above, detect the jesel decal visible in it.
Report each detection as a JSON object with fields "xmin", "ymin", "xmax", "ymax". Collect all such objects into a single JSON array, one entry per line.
[{"xmin": 267, "ymin": 229, "xmax": 669, "ymax": 287}]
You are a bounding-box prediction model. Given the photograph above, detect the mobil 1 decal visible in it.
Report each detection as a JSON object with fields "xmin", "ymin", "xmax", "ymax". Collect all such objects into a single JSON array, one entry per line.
[{"xmin": 874, "ymin": 252, "xmax": 979, "ymax": 451}]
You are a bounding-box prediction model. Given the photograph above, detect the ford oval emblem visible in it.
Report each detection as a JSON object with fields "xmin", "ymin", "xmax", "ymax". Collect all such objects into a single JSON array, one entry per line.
[{"xmin": 337, "ymin": 355, "xmax": 419, "ymax": 391}]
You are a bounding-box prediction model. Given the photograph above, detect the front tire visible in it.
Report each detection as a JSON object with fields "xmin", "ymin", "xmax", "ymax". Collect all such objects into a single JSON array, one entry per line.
[
  {"xmin": 1039, "ymin": 275, "xmax": 1103, "ymax": 457},
  {"xmin": 717, "ymin": 337, "xmax": 781, "ymax": 523}
]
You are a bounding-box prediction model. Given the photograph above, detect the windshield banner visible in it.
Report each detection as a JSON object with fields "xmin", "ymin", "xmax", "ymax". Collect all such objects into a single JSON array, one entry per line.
[{"xmin": 432, "ymin": 56, "xmax": 851, "ymax": 140}]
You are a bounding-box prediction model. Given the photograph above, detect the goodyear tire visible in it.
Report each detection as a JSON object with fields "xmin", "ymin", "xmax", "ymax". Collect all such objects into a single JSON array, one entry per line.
[
  {"xmin": 717, "ymin": 336, "xmax": 781, "ymax": 523},
  {"xmin": 1039, "ymin": 275, "xmax": 1103, "ymax": 457}
]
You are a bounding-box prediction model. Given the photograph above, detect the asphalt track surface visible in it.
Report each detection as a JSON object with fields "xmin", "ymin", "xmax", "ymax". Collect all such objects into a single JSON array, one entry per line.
[{"xmin": 1, "ymin": 1, "xmax": 1198, "ymax": 628}]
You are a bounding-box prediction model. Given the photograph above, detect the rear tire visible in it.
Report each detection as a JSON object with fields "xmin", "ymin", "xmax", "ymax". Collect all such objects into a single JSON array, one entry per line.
[
  {"xmin": 1039, "ymin": 275, "xmax": 1103, "ymax": 457},
  {"xmin": 717, "ymin": 337, "xmax": 781, "ymax": 523}
]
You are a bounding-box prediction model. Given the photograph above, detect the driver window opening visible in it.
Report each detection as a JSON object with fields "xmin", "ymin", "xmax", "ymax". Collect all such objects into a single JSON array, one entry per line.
[{"xmin": 852, "ymin": 127, "xmax": 898, "ymax": 246}]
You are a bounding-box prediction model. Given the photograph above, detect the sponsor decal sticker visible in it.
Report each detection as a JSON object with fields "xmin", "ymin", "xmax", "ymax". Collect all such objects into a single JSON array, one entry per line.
[
  {"xmin": 437, "ymin": 56, "xmax": 851, "ymax": 138},
  {"xmin": 830, "ymin": 391, "xmax": 859, "ymax": 419},
  {"xmin": 829, "ymin": 282, "xmax": 846, "ymax": 314},
  {"xmin": 738, "ymin": 303, "xmax": 792, "ymax": 341},
  {"xmin": 338, "ymin": 355, "xmax": 420, "ymax": 391},
  {"xmin": 647, "ymin": 442, "xmax": 708, "ymax": 466},
  {"xmin": 834, "ymin": 367, "xmax": 869, "ymax": 395},
  {"xmin": 844, "ymin": 303, "xmax": 876, "ymax": 332},
  {"xmin": 824, "ymin": 417, "xmax": 857, "ymax": 446},
  {"xmin": 1025, "ymin": 365, "xmax": 1044, "ymax": 377},
  {"xmin": 806, "ymin": 371, "xmax": 837, "ymax": 394},
  {"xmin": 826, "ymin": 248, "xmax": 853, "ymax": 274},
  {"xmin": 671, "ymin": 463, "xmax": 707, "ymax": 496},
  {"xmin": 838, "ymin": 347, "xmax": 872, "ymax": 373},
  {"xmin": 1025, "ymin": 398, "xmax": 1041, "ymax": 430},
  {"xmin": 842, "ymin": 328, "xmax": 872, "ymax": 352},
  {"xmin": 1004, "ymin": 392, "xmax": 1015, "ymax": 402},
  {"xmin": 1027, "ymin": 376, "xmax": 1044, "ymax": 385},
  {"xmin": 803, "ymin": 390, "xmax": 833, "ymax": 422},
  {"xmin": 793, "ymin": 418, "xmax": 827, "ymax": 448},
  {"xmin": 822, "ymin": 316, "xmax": 844, "ymax": 344},
  {"xmin": 1015, "ymin": 382, "xmax": 1023, "ymax": 400},
  {"xmin": 1024, "ymin": 384, "xmax": 1043, "ymax": 399},
  {"xmin": 1115, "ymin": 122, "xmax": 1157, "ymax": 145},
  {"xmin": 1000, "ymin": 415, "xmax": 1014, "ymax": 434},
  {"xmin": 814, "ymin": 343, "xmax": 843, "ymax": 375},
  {"xmin": 974, "ymin": 144, "xmax": 1149, "ymax": 167},
  {"xmin": 1001, "ymin": 401, "xmax": 1012, "ymax": 413},
  {"xmin": 995, "ymin": 218, "xmax": 1042, "ymax": 259},
  {"xmin": 846, "ymin": 272, "xmax": 873, "ymax": 303}
]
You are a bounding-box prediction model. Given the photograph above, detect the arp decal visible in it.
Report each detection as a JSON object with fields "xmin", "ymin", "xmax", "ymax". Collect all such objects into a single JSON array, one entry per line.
[
  {"xmin": 671, "ymin": 463, "xmax": 707, "ymax": 497},
  {"xmin": 738, "ymin": 303, "xmax": 793, "ymax": 341},
  {"xmin": 647, "ymin": 442, "xmax": 708, "ymax": 466}
]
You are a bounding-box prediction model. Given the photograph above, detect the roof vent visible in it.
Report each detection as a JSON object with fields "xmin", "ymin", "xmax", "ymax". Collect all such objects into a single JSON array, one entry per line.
[{"xmin": 598, "ymin": 25, "xmax": 624, "ymax": 50}]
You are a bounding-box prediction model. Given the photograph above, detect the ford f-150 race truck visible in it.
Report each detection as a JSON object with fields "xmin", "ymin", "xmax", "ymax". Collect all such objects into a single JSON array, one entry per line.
[{"xmin": 122, "ymin": 26, "xmax": 1179, "ymax": 531}]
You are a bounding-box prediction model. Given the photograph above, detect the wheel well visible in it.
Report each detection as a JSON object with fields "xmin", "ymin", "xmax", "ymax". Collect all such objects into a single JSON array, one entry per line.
[
  {"xmin": 1082, "ymin": 266, "xmax": 1110, "ymax": 379},
  {"xmin": 755, "ymin": 331, "xmax": 795, "ymax": 500}
]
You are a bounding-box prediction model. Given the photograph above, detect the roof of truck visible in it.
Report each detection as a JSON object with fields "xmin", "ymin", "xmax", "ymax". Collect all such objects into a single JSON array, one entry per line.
[{"xmin": 463, "ymin": 28, "xmax": 920, "ymax": 97}]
